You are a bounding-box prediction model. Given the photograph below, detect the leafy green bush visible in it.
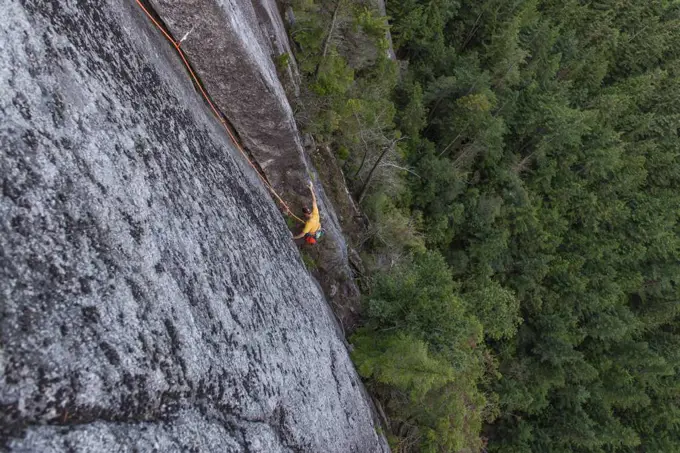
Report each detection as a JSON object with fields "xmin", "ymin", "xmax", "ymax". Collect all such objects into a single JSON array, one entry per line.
[
  {"xmin": 362, "ymin": 192, "xmax": 425, "ymax": 257},
  {"xmin": 274, "ymin": 52, "xmax": 290, "ymax": 72},
  {"xmin": 353, "ymin": 332, "xmax": 455, "ymax": 400},
  {"xmin": 336, "ymin": 144, "xmax": 350, "ymax": 160},
  {"xmin": 353, "ymin": 6, "xmax": 390, "ymax": 40},
  {"xmin": 312, "ymin": 52, "xmax": 354, "ymax": 97},
  {"xmin": 300, "ymin": 250, "xmax": 317, "ymax": 271}
]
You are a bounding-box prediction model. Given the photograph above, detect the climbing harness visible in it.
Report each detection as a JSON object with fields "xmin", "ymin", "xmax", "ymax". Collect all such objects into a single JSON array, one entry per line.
[
  {"xmin": 304, "ymin": 229, "xmax": 324, "ymax": 245},
  {"xmin": 134, "ymin": 0, "xmax": 305, "ymax": 224}
]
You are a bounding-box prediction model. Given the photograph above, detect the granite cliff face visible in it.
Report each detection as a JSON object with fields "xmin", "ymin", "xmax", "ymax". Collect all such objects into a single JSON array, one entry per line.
[
  {"xmin": 148, "ymin": 0, "xmax": 366, "ymax": 328},
  {"xmin": 0, "ymin": 0, "xmax": 387, "ymax": 451}
]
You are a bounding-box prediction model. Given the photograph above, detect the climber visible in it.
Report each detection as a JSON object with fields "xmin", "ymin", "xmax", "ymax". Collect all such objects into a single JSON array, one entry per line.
[{"xmin": 293, "ymin": 180, "xmax": 322, "ymax": 244}]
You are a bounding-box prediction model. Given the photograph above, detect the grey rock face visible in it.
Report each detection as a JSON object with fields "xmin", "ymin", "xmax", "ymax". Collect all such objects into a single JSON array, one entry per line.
[
  {"xmin": 149, "ymin": 0, "xmax": 305, "ymax": 200},
  {"xmin": 0, "ymin": 0, "xmax": 387, "ymax": 451},
  {"xmin": 149, "ymin": 0, "xmax": 365, "ymax": 330}
]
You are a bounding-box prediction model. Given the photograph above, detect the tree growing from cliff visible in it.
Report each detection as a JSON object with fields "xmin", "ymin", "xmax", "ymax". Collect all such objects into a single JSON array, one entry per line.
[{"xmin": 289, "ymin": 0, "xmax": 401, "ymax": 200}]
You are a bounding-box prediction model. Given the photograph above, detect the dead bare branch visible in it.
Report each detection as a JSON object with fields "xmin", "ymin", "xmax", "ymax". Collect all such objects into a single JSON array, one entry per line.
[{"xmin": 379, "ymin": 163, "xmax": 421, "ymax": 178}]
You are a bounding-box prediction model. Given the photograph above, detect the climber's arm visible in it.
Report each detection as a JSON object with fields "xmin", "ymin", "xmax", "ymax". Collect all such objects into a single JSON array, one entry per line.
[
  {"xmin": 293, "ymin": 222, "xmax": 312, "ymax": 240},
  {"xmin": 309, "ymin": 181, "xmax": 318, "ymax": 215}
]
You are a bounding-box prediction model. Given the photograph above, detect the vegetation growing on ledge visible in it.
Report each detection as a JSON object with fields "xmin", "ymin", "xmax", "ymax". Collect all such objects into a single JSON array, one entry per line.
[{"xmin": 286, "ymin": 0, "xmax": 680, "ymax": 451}]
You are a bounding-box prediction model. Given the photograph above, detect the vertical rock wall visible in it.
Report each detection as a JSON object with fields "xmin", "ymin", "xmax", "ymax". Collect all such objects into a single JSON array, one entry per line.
[
  {"xmin": 0, "ymin": 0, "xmax": 388, "ymax": 451},
  {"xmin": 149, "ymin": 0, "xmax": 366, "ymax": 328}
]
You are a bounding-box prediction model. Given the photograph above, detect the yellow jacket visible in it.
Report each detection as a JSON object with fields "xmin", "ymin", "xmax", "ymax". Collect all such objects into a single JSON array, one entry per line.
[
  {"xmin": 301, "ymin": 204, "xmax": 320, "ymax": 236},
  {"xmin": 294, "ymin": 183, "xmax": 321, "ymax": 240}
]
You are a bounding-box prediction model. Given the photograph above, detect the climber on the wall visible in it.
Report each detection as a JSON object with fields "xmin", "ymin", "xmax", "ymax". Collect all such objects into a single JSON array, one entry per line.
[{"xmin": 293, "ymin": 181, "xmax": 323, "ymax": 244}]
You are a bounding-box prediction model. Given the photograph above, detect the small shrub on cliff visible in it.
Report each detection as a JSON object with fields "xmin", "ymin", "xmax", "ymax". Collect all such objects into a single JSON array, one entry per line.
[
  {"xmin": 274, "ymin": 52, "xmax": 291, "ymax": 72},
  {"xmin": 312, "ymin": 52, "xmax": 354, "ymax": 97},
  {"xmin": 289, "ymin": 0, "xmax": 399, "ymax": 175},
  {"xmin": 353, "ymin": 6, "xmax": 390, "ymax": 41},
  {"xmin": 300, "ymin": 250, "xmax": 318, "ymax": 271},
  {"xmin": 336, "ymin": 144, "xmax": 350, "ymax": 160}
]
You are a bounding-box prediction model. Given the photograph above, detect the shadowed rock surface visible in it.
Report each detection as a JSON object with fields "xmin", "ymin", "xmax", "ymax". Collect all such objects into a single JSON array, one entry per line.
[
  {"xmin": 150, "ymin": 0, "xmax": 305, "ymax": 201},
  {"xmin": 0, "ymin": 0, "xmax": 388, "ymax": 451}
]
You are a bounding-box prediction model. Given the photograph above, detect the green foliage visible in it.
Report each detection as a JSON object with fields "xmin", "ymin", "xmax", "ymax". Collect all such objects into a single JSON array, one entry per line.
[
  {"xmin": 352, "ymin": 332, "xmax": 455, "ymax": 400},
  {"xmin": 300, "ymin": 250, "xmax": 317, "ymax": 271},
  {"xmin": 362, "ymin": 191, "xmax": 425, "ymax": 256},
  {"xmin": 382, "ymin": 0, "xmax": 680, "ymax": 451},
  {"xmin": 364, "ymin": 251, "xmax": 481, "ymax": 350},
  {"xmin": 285, "ymin": 215, "xmax": 298, "ymax": 230},
  {"xmin": 336, "ymin": 144, "xmax": 350, "ymax": 160},
  {"xmin": 353, "ymin": 251, "xmax": 488, "ymax": 452},
  {"xmin": 290, "ymin": 8, "xmax": 324, "ymax": 74},
  {"xmin": 463, "ymin": 279, "xmax": 521, "ymax": 340},
  {"xmin": 274, "ymin": 52, "xmax": 290, "ymax": 72},
  {"xmin": 353, "ymin": 6, "xmax": 390, "ymax": 41},
  {"xmin": 292, "ymin": 0, "xmax": 680, "ymax": 451},
  {"xmin": 312, "ymin": 52, "xmax": 355, "ymax": 96},
  {"xmin": 289, "ymin": 0, "xmax": 399, "ymax": 178}
]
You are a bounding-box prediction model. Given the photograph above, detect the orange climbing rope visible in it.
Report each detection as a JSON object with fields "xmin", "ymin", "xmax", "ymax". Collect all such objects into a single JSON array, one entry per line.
[{"xmin": 133, "ymin": 0, "xmax": 305, "ymax": 224}]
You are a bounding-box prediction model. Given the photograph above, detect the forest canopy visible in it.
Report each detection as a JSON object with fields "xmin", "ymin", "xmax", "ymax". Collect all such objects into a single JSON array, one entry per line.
[{"xmin": 287, "ymin": 0, "xmax": 680, "ymax": 451}]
